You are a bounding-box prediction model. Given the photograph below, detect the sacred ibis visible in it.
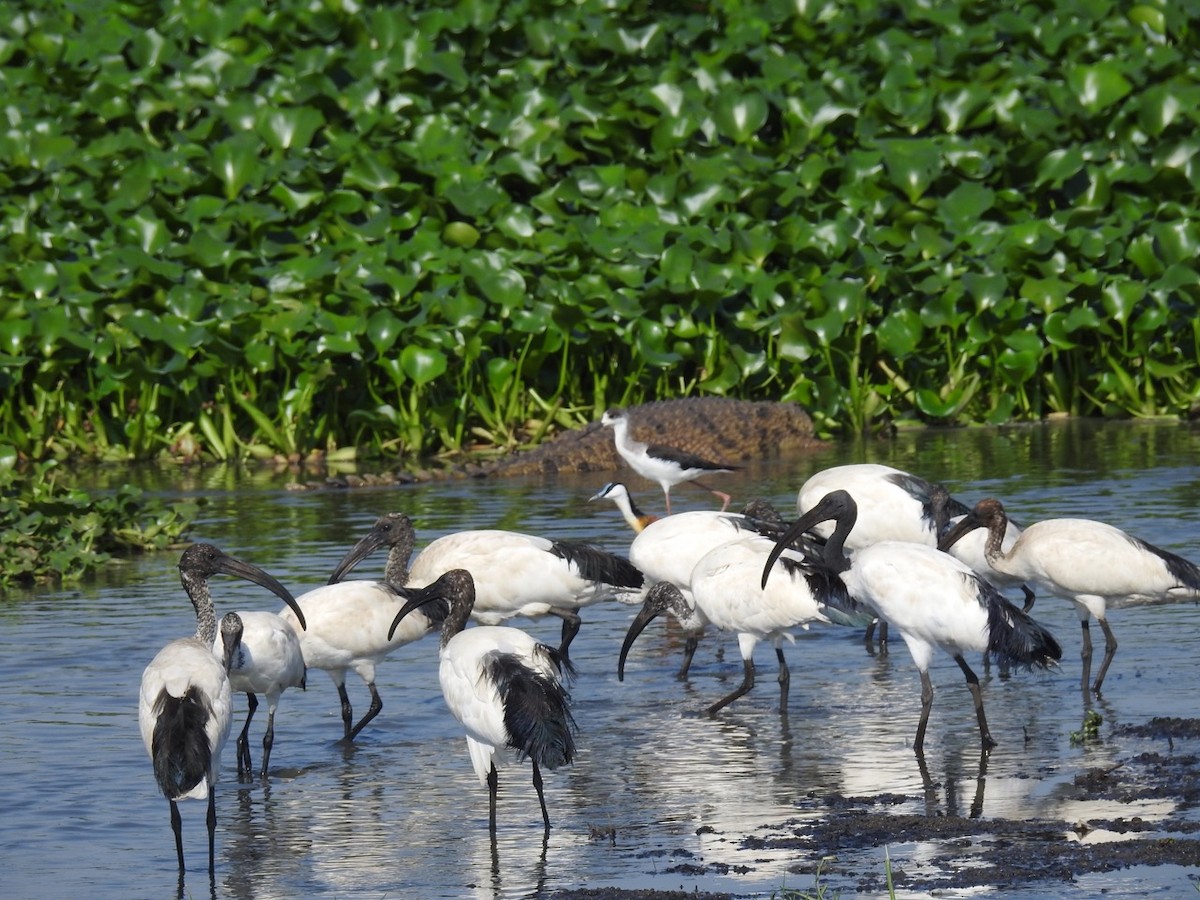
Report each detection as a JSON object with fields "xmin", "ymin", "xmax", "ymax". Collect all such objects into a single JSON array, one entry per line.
[
  {"xmin": 333, "ymin": 513, "xmax": 644, "ymax": 662},
  {"xmin": 940, "ymin": 497, "xmax": 1200, "ymax": 694},
  {"xmin": 601, "ymin": 407, "xmax": 739, "ymax": 513},
  {"xmin": 216, "ymin": 610, "xmax": 307, "ymax": 778},
  {"xmin": 763, "ymin": 491, "xmax": 1062, "ymax": 752},
  {"xmin": 621, "ymin": 534, "xmax": 864, "ymax": 715},
  {"xmin": 389, "ymin": 568, "xmax": 577, "ymax": 832},
  {"xmin": 139, "ymin": 543, "xmax": 298, "ymax": 872},
  {"xmin": 280, "ymin": 512, "xmax": 447, "ymax": 742}
]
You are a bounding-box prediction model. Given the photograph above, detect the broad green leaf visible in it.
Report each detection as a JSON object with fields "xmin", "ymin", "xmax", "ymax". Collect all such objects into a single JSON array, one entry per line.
[
  {"xmin": 879, "ymin": 139, "xmax": 942, "ymax": 202},
  {"xmin": 400, "ymin": 345, "xmax": 447, "ymax": 385},
  {"xmin": 257, "ymin": 106, "xmax": 325, "ymax": 152},
  {"xmin": 1068, "ymin": 62, "xmax": 1133, "ymax": 115}
]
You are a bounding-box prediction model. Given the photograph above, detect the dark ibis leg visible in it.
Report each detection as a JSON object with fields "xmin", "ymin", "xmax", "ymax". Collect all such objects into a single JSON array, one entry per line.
[
  {"xmin": 706, "ymin": 656, "xmax": 755, "ymax": 717},
  {"xmin": 1092, "ymin": 618, "xmax": 1118, "ymax": 694},
  {"xmin": 337, "ymin": 682, "xmax": 355, "ymax": 741},
  {"xmin": 551, "ymin": 609, "xmax": 582, "ymax": 661},
  {"xmin": 260, "ymin": 704, "xmax": 277, "ymax": 777},
  {"xmin": 914, "ymin": 669, "xmax": 934, "ymax": 754},
  {"xmin": 206, "ymin": 787, "xmax": 217, "ymax": 874},
  {"xmin": 1020, "ymin": 585, "xmax": 1036, "ymax": 612},
  {"xmin": 169, "ymin": 798, "xmax": 184, "ymax": 871},
  {"xmin": 955, "ymin": 654, "xmax": 996, "ymax": 750},
  {"xmin": 1079, "ymin": 620, "xmax": 1094, "ymax": 695},
  {"xmin": 346, "ymin": 682, "xmax": 382, "ymax": 742},
  {"xmin": 775, "ymin": 646, "xmax": 790, "ymax": 713},
  {"xmin": 237, "ymin": 693, "xmax": 258, "ymax": 779},
  {"xmin": 676, "ymin": 635, "xmax": 699, "ymax": 680},
  {"xmin": 487, "ymin": 761, "xmax": 499, "ymax": 833},
  {"xmin": 532, "ymin": 759, "xmax": 551, "ymax": 832}
]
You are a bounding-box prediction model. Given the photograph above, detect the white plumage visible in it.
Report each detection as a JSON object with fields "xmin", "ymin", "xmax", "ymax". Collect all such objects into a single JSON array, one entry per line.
[
  {"xmin": 217, "ymin": 610, "xmax": 307, "ymax": 778},
  {"xmin": 601, "ymin": 407, "xmax": 738, "ymax": 513},
  {"xmin": 941, "ymin": 497, "xmax": 1200, "ymax": 693},
  {"xmin": 620, "ymin": 535, "xmax": 864, "ymax": 715},
  {"xmin": 280, "ymin": 513, "xmax": 444, "ymax": 742},
  {"xmin": 595, "ymin": 482, "xmax": 790, "ymax": 677},
  {"xmin": 764, "ymin": 491, "xmax": 1062, "ymax": 752},
  {"xmin": 389, "ymin": 569, "xmax": 576, "ymax": 832},
  {"xmin": 140, "ymin": 543, "xmax": 298, "ymax": 872}
]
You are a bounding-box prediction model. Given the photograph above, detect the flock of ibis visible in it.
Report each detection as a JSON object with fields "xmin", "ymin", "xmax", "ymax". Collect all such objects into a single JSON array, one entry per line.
[{"xmin": 139, "ymin": 409, "xmax": 1200, "ymax": 876}]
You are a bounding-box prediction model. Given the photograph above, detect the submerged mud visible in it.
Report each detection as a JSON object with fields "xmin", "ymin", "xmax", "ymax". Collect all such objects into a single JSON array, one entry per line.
[{"xmin": 550, "ymin": 718, "xmax": 1200, "ymax": 899}]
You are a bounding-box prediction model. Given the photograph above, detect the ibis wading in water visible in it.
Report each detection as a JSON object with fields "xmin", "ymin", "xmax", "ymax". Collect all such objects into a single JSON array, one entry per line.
[
  {"xmin": 940, "ymin": 497, "xmax": 1200, "ymax": 694},
  {"xmin": 620, "ymin": 535, "xmax": 865, "ymax": 716},
  {"xmin": 389, "ymin": 569, "xmax": 577, "ymax": 832},
  {"xmin": 139, "ymin": 543, "xmax": 299, "ymax": 872},
  {"xmin": 281, "ymin": 512, "xmax": 447, "ymax": 742},
  {"xmin": 601, "ymin": 407, "xmax": 739, "ymax": 513},
  {"xmin": 333, "ymin": 514, "xmax": 643, "ymax": 662},
  {"xmin": 763, "ymin": 491, "xmax": 1062, "ymax": 752},
  {"xmin": 593, "ymin": 482, "xmax": 792, "ymax": 678},
  {"xmin": 216, "ymin": 608, "xmax": 307, "ymax": 779}
]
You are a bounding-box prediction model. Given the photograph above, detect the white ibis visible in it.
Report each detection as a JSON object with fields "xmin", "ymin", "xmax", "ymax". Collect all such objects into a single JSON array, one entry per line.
[
  {"xmin": 139, "ymin": 543, "xmax": 298, "ymax": 872},
  {"xmin": 593, "ymin": 483, "xmax": 795, "ymax": 678},
  {"xmin": 620, "ymin": 535, "xmax": 865, "ymax": 715},
  {"xmin": 940, "ymin": 497, "xmax": 1200, "ymax": 694},
  {"xmin": 333, "ymin": 515, "xmax": 644, "ymax": 662},
  {"xmin": 601, "ymin": 407, "xmax": 739, "ymax": 513},
  {"xmin": 216, "ymin": 610, "xmax": 307, "ymax": 779},
  {"xmin": 389, "ymin": 569, "xmax": 577, "ymax": 832},
  {"xmin": 794, "ymin": 463, "xmax": 973, "ymax": 647},
  {"xmin": 763, "ymin": 491, "xmax": 1062, "ymax": 752},
  {"xmin": 280, "ymin": 512, "xmax": 447, "ymax": 742}
]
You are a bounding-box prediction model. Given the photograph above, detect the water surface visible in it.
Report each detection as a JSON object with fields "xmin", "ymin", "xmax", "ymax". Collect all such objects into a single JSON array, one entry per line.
[{"xmin": 2, "ymin": 419, "xmax": 1198, "ymax": 898}]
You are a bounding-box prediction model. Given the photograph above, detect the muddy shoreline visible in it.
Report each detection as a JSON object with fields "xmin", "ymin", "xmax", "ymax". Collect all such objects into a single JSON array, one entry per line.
[{"xmin": 550, "ymin": 718, "xmax": 1200, "ymax": 898}]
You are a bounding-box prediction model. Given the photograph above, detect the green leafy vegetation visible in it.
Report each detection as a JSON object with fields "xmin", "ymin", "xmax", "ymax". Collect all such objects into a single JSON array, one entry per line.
[
  {"xmin": 0, "ymin": 462, "xmax": 201, "ymax": 586},
  {"xmin": 2, "ymin": 0, "xmax": 1197, "ymax": 464},
  {"xmin": 1070, "ymin": 708, "xmax": 1104, "ymax": 745}
]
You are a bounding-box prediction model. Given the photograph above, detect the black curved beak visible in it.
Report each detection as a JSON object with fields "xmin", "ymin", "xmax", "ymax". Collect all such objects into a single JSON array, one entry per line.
[
  {"xmin": 618, "ymin": 598, "xmax": 666, "ymax": 682},
  {"xmin": 938, "ymin": 511, "xmax": 984, "ymax": 553},
  {"xmin": 761, "ymin": 506, "xmax": 829, "ymax": 590},
  {"xmin": 328, "ymin": 527, "xmax": 389, "ymax": 585},
  {"xmin": 216, "ymin": 555, "xmax": 307, "ymax": 632},
  {"xmin": 387, "ymin": 583, "xmax": 442, "ymax": 641}
]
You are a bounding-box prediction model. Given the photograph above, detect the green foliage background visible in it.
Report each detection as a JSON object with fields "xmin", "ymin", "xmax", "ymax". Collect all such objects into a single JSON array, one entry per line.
[{"xmin": 3, "ymin": 0, "xmax": 1198, "ymax": 464}]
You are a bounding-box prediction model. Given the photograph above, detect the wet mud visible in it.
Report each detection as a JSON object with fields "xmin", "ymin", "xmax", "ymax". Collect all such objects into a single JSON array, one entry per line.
[{"xmin": 550, "ymin": 718, "xmax": 1200, "ymax": 899}]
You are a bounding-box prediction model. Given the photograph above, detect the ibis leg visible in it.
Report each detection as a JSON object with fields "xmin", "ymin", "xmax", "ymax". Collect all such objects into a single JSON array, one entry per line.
[
  {"xmin": 169, "ymin": 798, "xmax": 184, "ymax": 871},
  {"xmin": 706, "ymin": 656, "xmax": 755, "ymax": 717},
  {"xmin": 552, "ymin": 609, "xmax": 582, "ymax": 661},
  {"xmin": 1079, "ymin": 620, "xmax": 1094, "ymax": 695},
  {"xmin": 915, "ymin": 669, "xmax": 934, "ymax": 753},
  {"xmin": 955, "ymin": 654, "xmax": 996, "ymax": 751},
  {"xmin": 487, "ymin": 762, "xmax": 499, "ymax": 833},
  {"xmin": 237, "ymin": 693, "xmax": 258, "ymax": 778},
  {"xmin": 260, "ymin": 706, "xmax": 277, "ymax": 777},
  {"xmin": 532, "ymin": 759, "xmax": 551, "ymax": 832},
  {"xmin": 775, "ymin": 647, "xmax": 790, "ymax": 713},
  {"xmin": 346, "ymin": 682, "xmax": 383, "ymax": 742},
  {"xmin": 337, "ymin": 683, "xmax": 355, "ymax": 741},
  {"xmin": 206, "ymin": 788, "xmax": 217, "ymax": 874},
  {"xmin": 1092, "ymin": 618, "xmax": 1118, "ymax": 694},
  {"xmin": 676, "ymin": 635, "xmax": 699, "ymax": 680}
]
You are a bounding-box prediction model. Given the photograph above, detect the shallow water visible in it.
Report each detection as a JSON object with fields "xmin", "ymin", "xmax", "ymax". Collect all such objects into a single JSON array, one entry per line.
[{"xmin": 2, "ymin": 419, "xmax": 1199, "ymax": 899}]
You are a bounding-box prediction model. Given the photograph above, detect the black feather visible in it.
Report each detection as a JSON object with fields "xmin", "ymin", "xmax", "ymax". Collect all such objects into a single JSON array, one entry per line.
[
  {"xmin": 885, "ymin": 472, "xmax": 969, "ymax": 529},
  {"xmin": 644, "ymin": 442, "xmax": 739, "ymax": 472},
  {"xmin": 1128, "ymin": 535, "xmax": 1200, "ymax": 591},
  {"xmin": 487, "ymin": 649, "xmax": 577, "ymax": 770},
  {"xmin": 550, "ymin": 539, "xmax": 644, "ymax": 589},
  {"xmin": 150, "ymin": 687, "xmax": 213, "ymax": 801},
  {"xmin": 977, "ymin": 575, "xmax": 1062, "ymax": 669}
]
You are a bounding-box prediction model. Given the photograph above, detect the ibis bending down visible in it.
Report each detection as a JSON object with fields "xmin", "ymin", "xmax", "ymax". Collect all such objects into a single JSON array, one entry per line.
[
  {"xmin": 620, "ymin": 536, "xmax": 863, "ymax": 716},
  {"xmin": 940, "ymin": 497, "xmax": 1200, "ymax": 694},
  {"xmin": 594, "ymin": 482, "xmax": 792, "ymax": 678},
  {"xmin": 140, "ymin": 544, "xmax": 299, "ymax": 872},
  {"xmin": 763, "ymin": 491, "xmax": 1062, "ymax": 752},
  {"xmin": 334, "ymin": 514, "xmax": 643, "ymax": 662},
  {"xmin": 601, "ymin": 407, "xmax": 739, "ymax": 513},
  {"xmin": 389, "ymin": 569, "xmax": 577, "ymax": 832},
  {"xmin": 281, "ymin": 513, "xmax": 447, "ymax": 742},
  {"xmin": 217, "ymin": 609, "xmax": 307, "ymax": 778}
]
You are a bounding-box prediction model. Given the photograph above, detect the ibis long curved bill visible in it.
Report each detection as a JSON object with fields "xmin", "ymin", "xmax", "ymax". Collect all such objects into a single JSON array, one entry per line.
[
  {"xmin": 761, "ymin": 490, "xmax": 855, "ymax": 589},
  {"xmin": 192, "ymin": 546, "xmax": 307, "ymax": 632},
  {"xmin": 617, "ymin": 582, "xmax": 693, "ymax": 682}
]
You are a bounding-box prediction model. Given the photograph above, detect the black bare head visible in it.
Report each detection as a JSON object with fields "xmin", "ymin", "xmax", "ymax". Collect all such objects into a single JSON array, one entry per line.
[
  {"xmin": 328, "ymin": 512, "xmax": 416, "ymax": 586},
  {"xmin": 761, "ymin": 489, "xmax": 857, "ymax": 589},
  {"xmin": 388, "ymin": 568, "xmax": 472, "ymax": 642},
  {"xmin": 617, "ymin": 582, "xmax": 692, "ymax": 682},
  {"xmin": 178, "ymin": 543, "xmax": 305, "ymax": 631},
  {"xmin": 939, "ymin": 497, "xmax": 1008, "ymax": 552}
]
